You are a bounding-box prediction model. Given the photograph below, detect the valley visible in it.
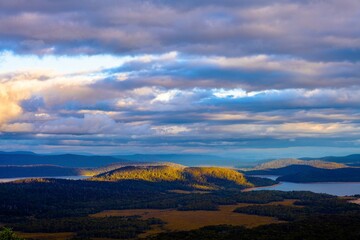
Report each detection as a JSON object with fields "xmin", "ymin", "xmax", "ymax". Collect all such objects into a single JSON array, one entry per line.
[{"xmin": 1, "ymin": 153, "xmax": 360, "ymax": 239}]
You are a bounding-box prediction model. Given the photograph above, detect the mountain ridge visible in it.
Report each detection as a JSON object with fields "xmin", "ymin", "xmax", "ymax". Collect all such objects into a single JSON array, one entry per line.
[
  {"xmin": 249, "ymin": 158, "xmax": 346, "ymax": 170},
  {"xmin": 300, "ymin": 154, "xmax": 360, "ymax": 166}
]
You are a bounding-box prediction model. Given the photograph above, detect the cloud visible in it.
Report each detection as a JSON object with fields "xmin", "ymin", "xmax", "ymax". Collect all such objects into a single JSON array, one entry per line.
[
  {"xmin": 98, "ymin": 53, "xmax": 360, "ymax": 91},
  {"xmin": 0, "ymin": 81, "xmax": 31, "ymax": 126},
  {"xmin": 0, "ymin": 122, "xmax": 33, "ymax": 132},
  {"xmin": 1, "ymin": 1, "xmax": 360, "ymax": 157},
  {"xmin": 152, "ymin": 125, "xmax": 191, "ymax": 135},
  {"xmin": 0, "ymin": 0, "xmax": 359, "ymax": 61},
  {"xmin": 36, "ymin": 114, "xmax": 117, "ymax": 134}
]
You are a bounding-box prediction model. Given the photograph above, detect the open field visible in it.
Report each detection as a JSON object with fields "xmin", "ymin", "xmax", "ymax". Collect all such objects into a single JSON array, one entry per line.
[
  {"xmin": 349, "ymin": 198, "xmax": 360, "ymax": 205},
  {"xmin": 92, "ymin": 206, "xmax": 279, "ymax": 232},
  {"xmin": 16, "ymin": 232, "xmax": 74, "ymax": 240},
  {"xmin": 167, "ymin": 189, "xmax": 210, "ymax": 194},
  {"xmin": 14, "ymin": 200, "xmax": 298, "ymax": 239},
  {"xmin": 265, "ymin": 199, "xmax": 300, "ymax": 206},
  {"xmin": 91, "ymin": 200, "xmax": 297, "ymax": 233}
]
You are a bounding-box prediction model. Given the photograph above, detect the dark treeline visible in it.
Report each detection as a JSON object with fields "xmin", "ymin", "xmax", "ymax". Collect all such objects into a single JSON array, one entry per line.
[
  {"xmin": 246, "ymin": 165, "xmax": 360, "ymax": 183},
  {"xmin": 149, "ymin": 214, "xmax": 360, "ymax": 240},
  {"xmin": 1, "ymin": 178, "xmax": 359, "ymax": 239},
  {"xmin": 0, "ymin": 178, "xmax": 338, "ymax": 221},
  {"xmin": 277, "ymin": 167, "xmax": 360, "ymax": 182},
  {"xmin": 234, "ymin": 197, "xmax": 360, "ymax": 221},
  {"xmin": 13, "ymin": 216, "xmax": 163, "ymax": 239}
]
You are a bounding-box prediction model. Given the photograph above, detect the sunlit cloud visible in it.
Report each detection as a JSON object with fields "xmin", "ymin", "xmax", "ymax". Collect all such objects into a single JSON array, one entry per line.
[
  {"xmin": 0, "ymin": 0, "xmax": 360, "ymax": 157},
  {"xmin": 0, "ymin": 80, "xmax": 31, "ymax": 125}
]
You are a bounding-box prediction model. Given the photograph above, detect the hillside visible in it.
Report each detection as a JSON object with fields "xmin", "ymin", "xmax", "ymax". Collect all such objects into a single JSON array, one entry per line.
[
  {"xmin": 300, "ymin": 154, "xmax": 360, "ymax": 166},
  {"xmin": 250, "ymin": 158, "xmax": 346, "ymax": 170},
  {"xmin": 91, "ymin": 166, "xmax": 253, "ymax": 190},
  {"xmin": 277, "ymin": 167, "xmax": 360, "ymax": 183},
  {"xmin": 246, "ymin": 165, "xmax": 331, "ymax": 176},
  {"xmin": 246, "ymin": 164, "xmax": 360, "ymax": 183},
  {"xmin": 80, "ymin": 162, "xmax": 184, "ymax": 176}
]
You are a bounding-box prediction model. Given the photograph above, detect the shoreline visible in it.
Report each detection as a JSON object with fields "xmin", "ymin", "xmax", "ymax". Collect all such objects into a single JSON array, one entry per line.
[
  {"xmin": 242, "ymin": 183, "xmax": 282, "ymax": 192},
  {"xmin": 275, "ymin": 181, "xmax": 360, "ymax": 184},
  {"xmin": 0, "ymin": 175, "xmax": 87, "ymax": 183}
]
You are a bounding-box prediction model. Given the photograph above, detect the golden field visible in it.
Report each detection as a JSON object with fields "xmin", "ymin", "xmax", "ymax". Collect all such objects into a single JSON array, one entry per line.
[
  {"xmin": 16, "ymin": 200, "xmax": 297, "ymax": 239},
  {"xmin": 91, "ymin": 200, "xmax": 297, "ymax": 233}
]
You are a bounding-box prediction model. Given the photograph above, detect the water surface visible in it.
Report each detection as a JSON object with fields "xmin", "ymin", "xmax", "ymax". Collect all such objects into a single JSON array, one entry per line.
[
  {"xmin": 0, "ymin": 176, "xmax": 87, "ymax": 183},
  {"xmin": 252, "ymin": 181, "xmax": 360, "ymax": 196}
]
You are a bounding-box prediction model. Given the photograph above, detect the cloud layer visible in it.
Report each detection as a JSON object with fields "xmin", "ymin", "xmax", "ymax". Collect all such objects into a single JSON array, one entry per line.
[
  {"xmin": 0, "ymin": 0, "xmax": 360, "ymax": 158},
  {"xmin": 1, "ymin": 0, "xmax": 360, "ymax": 60}
]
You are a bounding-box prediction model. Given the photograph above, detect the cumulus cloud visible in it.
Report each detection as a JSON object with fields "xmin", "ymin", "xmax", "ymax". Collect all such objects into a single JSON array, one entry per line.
[
  {"xmin": 0, "ymin": 0, "xmax": 358, "ymax": 60},
  {"xmin": 0, "ymin": 81, "xmax": 31, "ymax": 126},
  {"xmin": 1, "ymin": 0, "xmax": 360, "ymax": 156}
]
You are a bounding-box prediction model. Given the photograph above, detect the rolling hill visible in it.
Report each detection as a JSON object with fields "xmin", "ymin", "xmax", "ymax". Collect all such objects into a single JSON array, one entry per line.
[
  {"xmin": 246, "ymin": 164, "xmax": 360, "ymax": 183},
  {"xmin": 277, "ymin": 167, "xmax": 360, "ymax": 183},
  {"xmin": 300, "ymin": 154, "xmax": 360, "ymax": 166},
  {"xmin": 246, "ymin": 165, "xmax": 330, "ymax": 176},
  {"xmin": 91, "ymin": 165, "xmax": 254, "ymax": 190},
  {"xmin": 250, "ymin": 158, "xmax": 346, "ymax": 170},
  {"xmin": 80, "ymin": 162, "xmax": 184, "ymax": 176}
]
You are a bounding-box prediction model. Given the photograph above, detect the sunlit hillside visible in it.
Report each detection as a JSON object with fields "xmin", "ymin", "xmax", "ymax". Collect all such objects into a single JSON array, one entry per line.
[
  {"xmin": 90, "ymin": 166, "xmax": 253, "ymax": 190},
  {"xmin": 251, "ymin": 159, "xmax": 346, "ymax": 170},
  {"xmin": 80, "ymin": 162, "xmax": 184, "ymax": 176}
]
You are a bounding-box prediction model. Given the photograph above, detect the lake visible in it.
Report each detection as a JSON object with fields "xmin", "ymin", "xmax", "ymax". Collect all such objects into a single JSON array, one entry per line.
[
  {"xmin": 1, "ymin": 175, "xmax": 360, "ymax": 196},
  {"xmin": 0, "ymin": 176, "xmax": 88, "ymax": 183},
  {"xmin": 250, "ymin": 175, "xmax": 360, "ymax": 196}
]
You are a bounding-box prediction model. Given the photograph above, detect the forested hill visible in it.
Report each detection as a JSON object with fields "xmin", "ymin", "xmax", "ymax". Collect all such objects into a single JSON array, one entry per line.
[
  {"xmin": 246, "ymin": 165, "xmax": 337, "ymax": 176},
  {"xmin": 91, "ymin": 165, "xmax": 253, "ymax": 190},
  {"xmin": 277, "ymin": 167, "xmax": 360, "ymax": 183},
  {"xmin": 250, "ymin": 158, "xmax": 346, "ymax": 170},
  {"xmin": 300, "ymin": 154, "xmax": 360, "ymax": 166},
  {"xmin": 246, "ymin": 164, "xmax": 360, "ymax": 183},
  {"xmin": 80, "ymin": 162, "xmax": 184, "ymax": 176}
]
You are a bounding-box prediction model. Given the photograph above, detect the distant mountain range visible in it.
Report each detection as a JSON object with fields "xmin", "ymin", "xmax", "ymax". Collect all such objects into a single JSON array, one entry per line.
[
  {"xmin": 300, "ymin": 154, "xmax": 360, "ymax": 166},
  {"xmin": 1, "ymin": 151, "xmax": 360, "ymax": 183},
  {"xmin": 240, "ymin": 154, "xmax": 360, "ymax": 183},
  {"xmin": 250, "ymin": 158, "xmax": 346, "ymax": 170},
  {"xmin": 0, "ymin": 152, "xmax": 124, "ymax": 168},
  {"xmin": 0, "ymin": 151, "xmax": 235, "ymax": 168},
  {"xmin": 115, "ymin": 154, "xmax": 239, "ymax": 166},
  {"xmin": 245, "ymin": 160, "xmax": 360, "ymax": 183},
  {"xmin": 246, "ymin": 164, "xmax": 326, "ymax": 176}
]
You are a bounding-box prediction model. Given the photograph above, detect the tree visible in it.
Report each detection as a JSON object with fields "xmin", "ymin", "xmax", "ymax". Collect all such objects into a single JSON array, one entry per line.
[{"xmin": 0, "ymin": 228, "xmax": 24, "ymax": 240}]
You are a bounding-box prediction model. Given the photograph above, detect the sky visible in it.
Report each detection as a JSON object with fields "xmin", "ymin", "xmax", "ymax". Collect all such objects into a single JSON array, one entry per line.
[{"xmin": 0, "ymin": 0, "xmax": 360, "ymax": 160}]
